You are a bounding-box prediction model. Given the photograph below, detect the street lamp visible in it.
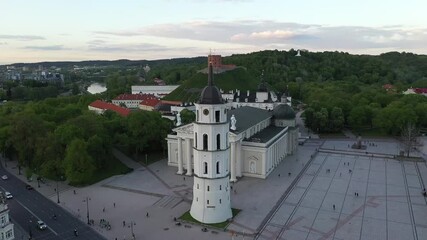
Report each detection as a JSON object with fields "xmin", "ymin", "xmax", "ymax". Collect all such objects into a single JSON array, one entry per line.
[
  {"xmin": 28, "ymin": 220, "xmax": 33, "ymax": 240},
  {"xmin": 56, "ymin": 180, "xmax": 60, "ymax": 203},
  {"xmin": 84, "ymin": 197, "xmax": 91, "ymax": 225},
  {"xmin": 56, "ymin": 176, "xmax": 63, "ymax": 204},
  {"xmin": 130, "ymin": 220, "xmax": 135, "ymax": 240}
]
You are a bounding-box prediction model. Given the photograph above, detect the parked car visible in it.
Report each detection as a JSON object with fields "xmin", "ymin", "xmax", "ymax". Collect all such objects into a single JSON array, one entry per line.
[
  {"xmin": 37, "ymin": 220, "xmax": 47, "ymax": 230},
  {"xmin": 1, "ymin": 175, "xmax": 8, "ymax": 180},
  {"xmin": 26, "ymin": 185, "xmax": 34, "ymax": 190},
  {"xmin": 5, "ymin": 192, "xmax": 12, "ymax": 199}
]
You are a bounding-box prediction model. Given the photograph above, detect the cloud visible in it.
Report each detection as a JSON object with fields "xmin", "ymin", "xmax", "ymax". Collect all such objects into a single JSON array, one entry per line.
[
  {"xmin": 24, "ymin": 45, "xmax": 70, "ymax": 51},
  {"xmin": 88, "ymin": 40, "xmax": 185, "ymax": 52},
  {"xmin": 0, "ymin": 42, "xmax": 7, "ymax": 45},
  {"xmin": 0, "ymin": 34, "xmax": 45, "ymax": 41},
  {"xmin": 93, "ymin": 20, "xmax": 427, "ymax": 54}
]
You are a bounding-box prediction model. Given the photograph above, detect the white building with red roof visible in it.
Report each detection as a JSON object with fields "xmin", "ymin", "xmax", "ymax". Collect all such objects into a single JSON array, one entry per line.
[
  {"xmin": 403, "ymin": 88, "xmax": 427, "ymax": 96},
  {"xmin": 112, "ymin": 93, "xmax": 157, "ymax": 109},
  {"xmin": 88, "ymin": 100, "xmax": 131, "ymax": 116}
]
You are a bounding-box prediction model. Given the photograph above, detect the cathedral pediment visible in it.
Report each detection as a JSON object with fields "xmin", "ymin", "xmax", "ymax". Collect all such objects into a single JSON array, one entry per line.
[{"xmin": 173, "ymin": 123, "xmax": 194, "ymax": 134}]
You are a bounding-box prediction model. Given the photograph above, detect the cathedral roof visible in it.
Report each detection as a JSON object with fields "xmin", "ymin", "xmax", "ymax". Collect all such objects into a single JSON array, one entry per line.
[
  {"xmin": 272, "ymin": 104, "xmax": 296, "ymax": 120},
  {"xmin": 227, "ymin": 106, "xmax": 272, "ymax": 134},
  {"xmin": 199, "ymin": 63, "xmax": 223, "ymax": 104}
]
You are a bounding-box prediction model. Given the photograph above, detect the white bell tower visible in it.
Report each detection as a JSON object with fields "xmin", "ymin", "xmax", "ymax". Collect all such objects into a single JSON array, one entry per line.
[{"xmin": 190, "ymin": 63, "xmax": 232, "ymax": 223}]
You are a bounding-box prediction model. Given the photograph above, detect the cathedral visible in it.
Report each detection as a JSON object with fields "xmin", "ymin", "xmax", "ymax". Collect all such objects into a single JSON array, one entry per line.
[{"xmin": 167, "ymin": 66, "xmax": 299, "ymax": 182}]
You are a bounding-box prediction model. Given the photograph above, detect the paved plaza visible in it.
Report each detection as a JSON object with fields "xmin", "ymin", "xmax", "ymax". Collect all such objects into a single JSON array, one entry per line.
[{"xmin": 4, "ymin": 138, "xmax": 427, "ymax": 240}]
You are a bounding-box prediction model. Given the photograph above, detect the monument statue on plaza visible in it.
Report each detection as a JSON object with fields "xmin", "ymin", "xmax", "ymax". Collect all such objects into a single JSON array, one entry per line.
[{"xmin": 351, "ymin": 134, "xmax": 366, "ymax": 150}]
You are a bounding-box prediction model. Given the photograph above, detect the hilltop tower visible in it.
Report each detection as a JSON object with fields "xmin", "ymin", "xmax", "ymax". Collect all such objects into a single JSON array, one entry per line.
[{"xmin": 190, "ymin": 63, "xmax": 232, "ymax": 223}]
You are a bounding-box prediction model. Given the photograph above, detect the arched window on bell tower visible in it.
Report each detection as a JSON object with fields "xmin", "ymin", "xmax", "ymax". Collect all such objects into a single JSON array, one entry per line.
[
  {"xmin": 203, "ymin": 134, "xmax": 208, "ymax": 150},
  {"xmin": 204, "ymin": 162, "xmax": 208, "ymax": 174},
  {"xmin": 216, "ymin": 134, "xmax": 221, "ymax": 150},
  {"xmin": 216, "ymin": 161, "xmax": 220, "ymax": 174}
]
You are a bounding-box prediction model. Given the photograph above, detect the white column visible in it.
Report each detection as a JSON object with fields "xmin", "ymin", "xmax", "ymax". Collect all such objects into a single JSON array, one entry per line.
[
  {"xmin": 236, "ymin": 141, "xmax": 242, "ymax": 177},
  {"xmin": 230, "ymin": 142, "xmax": 237, "ymax": 182},
  {"xmin": 186, "ymin": 138, "xmax": 192, "ymax": 176},
  {"xmin": 177, "ymin": 137, "xmax": 184, "ymax": 174},
  {"xmin": 262, "ymin": 151, "xmax": 267, "ymax": 176},
  {"xmin": 167, "ymin": 142, "xmax": 172, "ymax": 164}
]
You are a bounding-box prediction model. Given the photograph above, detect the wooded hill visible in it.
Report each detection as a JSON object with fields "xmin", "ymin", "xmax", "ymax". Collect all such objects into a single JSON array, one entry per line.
[
  {"xmin": 163, "ymin": 67, "xmax": 259, "ymax": 102},
  {"xmin": 160, "ymin": 50, "xmax": 427, "ymax": 102}
]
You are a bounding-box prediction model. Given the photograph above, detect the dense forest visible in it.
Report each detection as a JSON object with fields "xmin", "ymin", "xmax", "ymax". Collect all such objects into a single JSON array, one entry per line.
[
  {"xmin": 0, "ymin": 95, "xmax": 173, "ymax": 185},
  {"xmin": 163, "ymin": 50, "xmax": 427, "ymax": 135}
]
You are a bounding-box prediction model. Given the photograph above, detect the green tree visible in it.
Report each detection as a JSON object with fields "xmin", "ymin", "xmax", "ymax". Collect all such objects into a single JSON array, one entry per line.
[
  {"xmin": 180, "ymin": 109, "xmax": 195, "ymax": 124},
  {"xmin": 63, "ymin": 139, "xmax": 96, "ymax": 185},
  {"xmin": 330, "ymin": 107, "xmax": 344, "ymax": 132}
]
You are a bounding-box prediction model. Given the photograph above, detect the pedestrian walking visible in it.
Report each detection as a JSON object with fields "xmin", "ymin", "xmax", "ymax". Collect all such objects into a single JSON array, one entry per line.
[
  {"xmin": 123, "ymin": 220, "xmax": 126, "ymax": 227},
  {"xmin": 278, "ymin": 174, "xmax": 281, "ymax": 178},
  {"xmin": 288, "ymin": 172, "xmax": 291, "ymax": 177},
  {"xmin": 333, "ymin": 204, "xmax": 335, "ymax": 210},
  {"xmin": 113, "ymin": 202, "xmax": 116, "ymax": 208},
  {"xmin": 146, "ymin": 212, "xmax": 149, "ymax": 217},
  {"xmin": 103, "ymin": 207, "xmax": 105, "ymax": 212},
  {"xmin": 73, "ymin": 190, "xmax": 76, "ymax": 194},
  {"xmin": 183, "ymin": 176, "xmax": 185, "ymax": 181}
]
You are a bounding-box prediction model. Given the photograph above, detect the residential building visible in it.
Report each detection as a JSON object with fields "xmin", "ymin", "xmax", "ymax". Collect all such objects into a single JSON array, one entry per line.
[{"xmin": 0, "ymin": 194, "xmax": 14, "ymax": 240}]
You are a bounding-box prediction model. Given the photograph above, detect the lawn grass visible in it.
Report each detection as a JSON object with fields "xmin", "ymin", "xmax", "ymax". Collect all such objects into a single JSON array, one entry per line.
[
  {"xmin": 319, "ymin": 132, "xmax": 347, "ymax": 138},
  {"xmin": 353, "ymin": 128, "xmax": 389, "ymax": 137},
  {"xmin": 72, "ymin": 156, "xmax": 132, "ymax": 186},
  {"xmin": 179, "ymin": 208, "xmax": 241, "ymax": 229},
  {"xmin": 134, "ymin": 151, "xmax": 167, "ymax": 166}
]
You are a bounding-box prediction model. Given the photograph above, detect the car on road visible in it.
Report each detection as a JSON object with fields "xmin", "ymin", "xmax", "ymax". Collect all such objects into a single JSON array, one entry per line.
[
  {"xmin": 37, "ymin": 220, "xmax": 47, "ymax": 230},
  {"xmin": 26, "ymin": 184, "xmax": 34, "ymax": 190},
  {"xmin": 5, "ymin": 192, "xmax": 12, "ymax": 199},
  {"xmin": 1, "ymin": 175, "xmax": 8, "ymax": 180}
]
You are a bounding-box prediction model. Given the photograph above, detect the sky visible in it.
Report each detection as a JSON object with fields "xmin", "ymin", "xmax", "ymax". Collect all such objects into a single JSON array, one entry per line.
[{"xmin": 1, "ymin": 0, "xmax": 426, "ymax": 64}]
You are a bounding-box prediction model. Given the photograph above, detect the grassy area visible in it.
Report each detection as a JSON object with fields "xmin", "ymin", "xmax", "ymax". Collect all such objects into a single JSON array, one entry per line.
[
  {"xmin": 72, "ymin": 156, "xmax": 132, "ymax": 186},
  {"xmin": 134, "ymin": 151, "xmax": 167, "ymax": 166},
  {"xmin": 353, "ymin": 128, "xmax": 389, "ymax": 137},
  {"xmin": 114, "ymin": 145, "xmax": 166, "ymax": 166},
  {"xmin": 179, "ymin": 208, "xmax": 241, "ymax": 229},
  {"xmin": 319, "ymin": 132, "xmax": 347, "ymax": 138},
  {"xmin": 164, "ymin": 67, "xmax": 258, "ymax": 102}
]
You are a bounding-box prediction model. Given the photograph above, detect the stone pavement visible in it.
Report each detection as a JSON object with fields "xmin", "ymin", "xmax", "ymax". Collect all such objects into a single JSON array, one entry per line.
[
  {"xmin": 4, "ymin": 137, "xmax": 426, "ymax": 240},
  {"xmin": 256, "ymin": 139, "xmax": 427, "ymax": 240}
]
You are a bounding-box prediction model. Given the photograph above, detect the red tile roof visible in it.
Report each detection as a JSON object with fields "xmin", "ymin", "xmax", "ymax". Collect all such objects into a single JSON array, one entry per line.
[
  {"xmin": 89, "ymin": 100, "xmax": 131, "ymax": 116},
  {"xmin": 139, "ymin": 96, "xmax": 161, "ymax": 107},
  {"xmin": 160, "ymin": 100, "xmax": 182, "ymax": 106},
  {"xmin": 414, "ymin": 88, "xmax": 427, "ymax": 94}
]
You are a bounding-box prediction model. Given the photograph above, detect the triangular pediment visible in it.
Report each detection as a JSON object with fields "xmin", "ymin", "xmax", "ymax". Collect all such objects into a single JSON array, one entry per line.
[{"xmin": 173, "ymin": 123, "xmax": 194, "ymax": 134}]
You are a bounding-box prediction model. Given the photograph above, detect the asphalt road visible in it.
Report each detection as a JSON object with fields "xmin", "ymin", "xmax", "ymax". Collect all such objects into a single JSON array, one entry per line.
[{"xmin": 0, "ymin": 166, "xmax": 106, "ymax": 240}]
